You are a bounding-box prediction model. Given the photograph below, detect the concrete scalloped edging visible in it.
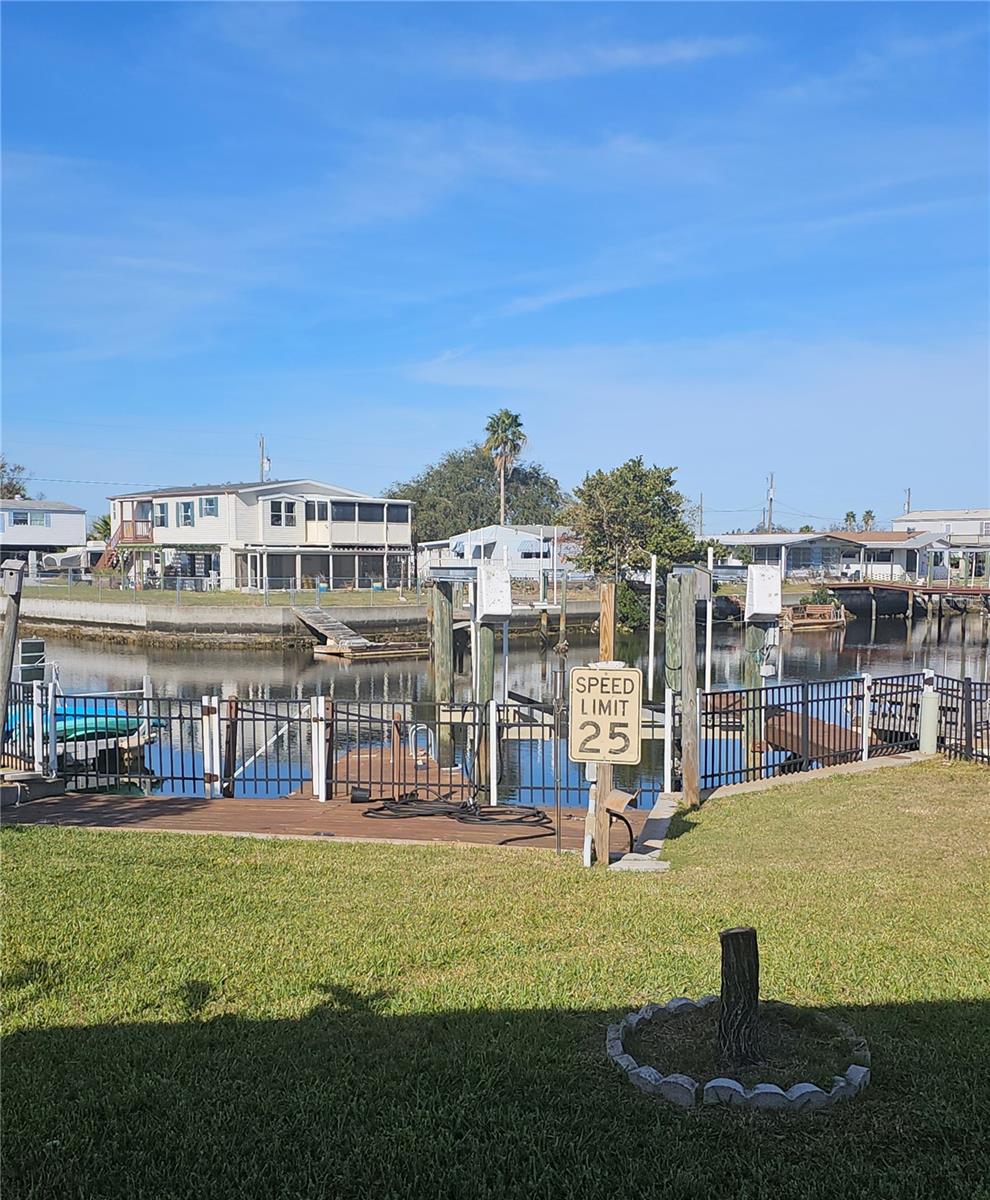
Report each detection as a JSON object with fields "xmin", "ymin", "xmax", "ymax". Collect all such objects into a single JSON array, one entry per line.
[{"xmin": 606, "ymin": 996, "xmax": 871, "ymax": 1112}]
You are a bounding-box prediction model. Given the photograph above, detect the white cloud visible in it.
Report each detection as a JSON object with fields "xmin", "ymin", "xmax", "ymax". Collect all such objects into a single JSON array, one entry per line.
[{"xmin": 438, "ymin": 36, "xmax": 757, "ymax": 83}]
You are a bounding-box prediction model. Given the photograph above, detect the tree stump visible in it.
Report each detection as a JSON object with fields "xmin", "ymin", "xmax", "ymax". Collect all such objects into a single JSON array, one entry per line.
[{"xmin": 718, "ymin": 926, "xmax": 761, "ymax": 1067}]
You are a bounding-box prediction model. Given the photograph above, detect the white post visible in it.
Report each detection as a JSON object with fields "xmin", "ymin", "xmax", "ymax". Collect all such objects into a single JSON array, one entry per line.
[
  {"xmin": 860, "ymin": 673, "xmax": 872, "ymax": 761},
  {"xmin": 201, "ymin": 695, "xmax": 222, "ymax": 798},
  {"xmin": 647, "ymin": 553, "xmax": 657, "ymax": 701},
  {"xmin": 502, "ymin": 620, "xmax": 510, "ymax": 703},
  {"xmin": 47, "ymin": 679, "xmax": 59, "ymax": 776},
  {"xmin": 32, "ymin": 680, "xmax": 45, "ymax": 774},
  {"xmin": 663, "ymin": 685, "xmax": 674, "ymax": 793},
  {"xmin": 488, "ymin": 698, "xmax": 499, "ymax": 806},
  {"xmin": 311, "ymin": 694, "xmax": 327, "ymax": 801},
  {"xmin": 705, "ymin": 544, "xmax": 714, "ymax": 692},
  {"xmin": 552, "ymin": 526, "xmax": 558, "ymax": 605}
]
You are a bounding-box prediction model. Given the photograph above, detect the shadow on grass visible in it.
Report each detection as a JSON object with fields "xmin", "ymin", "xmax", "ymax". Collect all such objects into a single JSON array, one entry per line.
[{"xmin": 2, "ymin": 986, "xmax": 988, "ymax": 1200}]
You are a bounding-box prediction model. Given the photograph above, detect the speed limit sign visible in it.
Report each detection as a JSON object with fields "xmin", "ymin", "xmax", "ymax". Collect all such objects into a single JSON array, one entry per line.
[{"xmin": 568, "ymin": 666, "xmax": 643, "ymax": 765}]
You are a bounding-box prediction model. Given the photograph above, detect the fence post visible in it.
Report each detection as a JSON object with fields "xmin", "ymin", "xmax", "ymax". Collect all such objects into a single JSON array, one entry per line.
[
  {"xmin": 311, "ymin": 695, "xmax": 327, "ymax": 801},
  {"xmin": 201, "ymin": 695, "xmax": 221, "ymax": 797},
  {"xmin": 222, "ymin": 696, "xmax": 239, "ymax": 798},
  {"xmin": 47, "ymin": 679, "xmax": 59, "ymax": 776},
  {"xmin": 963, "ymin": 676, "xmax": 974, "ymax": 761},
  {"xmin": 663, "ymin": 685, "xmax": 674, "ymax": 793},
  {"xmin": 860, "ymin": 673, "xmax": 872, "ymax": 761},
  {"xmin": 488, "ymin": 699, "xmax": 499, "ymax": 807},
  {"xmin": 800, "ymin": 681, "xmax": 811, "ymax": 771},
  {"xmin": 31, "ymin": 681, "xmax": 45, "ymax": 774},
  {"xmin": 325, "ymin": 700, "xmax": 335, "ymax": 799}
]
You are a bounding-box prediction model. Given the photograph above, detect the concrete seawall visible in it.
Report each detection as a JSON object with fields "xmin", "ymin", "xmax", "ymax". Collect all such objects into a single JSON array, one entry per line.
[{"xmin": 20, "ymin": 597, "xmax": 600, "ymax": 648}]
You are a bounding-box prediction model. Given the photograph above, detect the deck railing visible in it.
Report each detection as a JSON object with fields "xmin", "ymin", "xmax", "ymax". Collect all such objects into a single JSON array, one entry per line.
[{"xmin": 3, "ymin": 671, "xmax": 984, "ymax": 802}]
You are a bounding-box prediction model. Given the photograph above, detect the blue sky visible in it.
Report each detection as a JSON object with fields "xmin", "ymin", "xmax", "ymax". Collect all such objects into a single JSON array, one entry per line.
[{"xmin": 3, "ymin": 2, "xmax": 987, "ymax": 530}]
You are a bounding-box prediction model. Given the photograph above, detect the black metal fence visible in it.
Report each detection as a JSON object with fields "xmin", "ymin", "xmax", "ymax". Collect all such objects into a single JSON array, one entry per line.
[
  {"xmin": 3, "ymin": 681, "xmax": 39, "ymax": 772},
  {"xmin": 936, "ymin": 675, "xmax": 990, "ymax": 764},
  {"xmin": 5, "ymin": 670, "xmax": 984, "ymax": 802},
  {"xmin": 698, "ymin": 672, "xmax": 929, "ymax": 790},
  {"xmin": 326, "ymin": 701, "xmax": 481, "ymax": 804}
]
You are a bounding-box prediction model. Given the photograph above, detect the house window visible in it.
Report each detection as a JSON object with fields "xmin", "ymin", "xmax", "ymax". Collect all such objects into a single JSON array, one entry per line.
[
  {"xmin": 198, "ymin": 496, "xmax": 218, "ymax": 518},
  {"xmin": 11, "ymin": 511, "xmax": 29, "ymax": 525},
  {"xmin": 331, "ymin": 502, "xmax": 356, "ymax": 521},
  {"xmin": 982, "ymin": 522, "xmax": 990, "ymax": 536},
  {"xmin": 305, "ymin": 501, "xmax": 329, "ymax": 521},
  {"xmin": 153, "ymin": 503, "xmax": 168, "ymax": 528},
  {"xmin": 386, "ymin": 504, "xmax": 409, "ymax": 524},
  {"xmin": 29, "ymin": 512, "xmax": 49, "ymax": 526},
  {"xmin": 358, "ymin": 503, "xmax": 384, "ymax": 522},
  {"xmin": 177, "ymin": 501, "xmax": 195, "ymax": 528},
  {"xmin": 270, "ymin": 500, "xmax": 296, "ymax": 528}
]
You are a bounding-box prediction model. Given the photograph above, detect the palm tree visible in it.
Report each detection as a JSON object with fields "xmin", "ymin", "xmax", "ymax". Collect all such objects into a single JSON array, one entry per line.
[
  {"xmin": 861, "ymin": 509, "xmax": 876, "ymax": 531},
  {"xmin": 484, "ymin": 409, "xmax": 527, "ymax": 526},
  {"xmin": 844, "ymin": 511, "xmax": 857, "ymax": 532},
  {"xmin": 89, "ymin": 513, "xmax": 112, "ymax": 542}
]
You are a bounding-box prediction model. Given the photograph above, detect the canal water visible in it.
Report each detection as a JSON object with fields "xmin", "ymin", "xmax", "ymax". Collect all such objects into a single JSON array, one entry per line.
[{"xmin": 43, "ymin": 615, "xmax": 988, "ymax": 700}]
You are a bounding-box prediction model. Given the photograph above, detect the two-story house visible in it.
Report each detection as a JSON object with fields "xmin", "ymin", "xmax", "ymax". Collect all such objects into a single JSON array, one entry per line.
[
  {"xmin": 0, "ymin": 499, "xmax": 88, "ymax": 572},
  {"xmin": 102, "ymin": 480, "xmax": 413, "ymax": 590}
]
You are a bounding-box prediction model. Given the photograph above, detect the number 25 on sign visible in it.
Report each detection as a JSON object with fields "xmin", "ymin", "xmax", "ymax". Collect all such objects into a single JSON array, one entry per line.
[{"xmin": 568, "ymin": 666, "xmax": 643, "ymax": 765}]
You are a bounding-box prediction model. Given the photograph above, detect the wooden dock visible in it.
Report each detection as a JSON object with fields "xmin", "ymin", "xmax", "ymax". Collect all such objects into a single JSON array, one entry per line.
[
  {"xmin": 2, "ymin": 792, "xmax": 645, "ymax": 854},
  {"xmin": 294, "ymin": 608, "xmax": 428, "ymax": 661}
]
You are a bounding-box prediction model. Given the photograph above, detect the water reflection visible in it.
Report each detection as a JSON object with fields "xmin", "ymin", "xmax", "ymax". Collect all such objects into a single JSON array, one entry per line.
[{"xmin": 44, "ymin": 613, "xmax": 987, "ymax": 701}]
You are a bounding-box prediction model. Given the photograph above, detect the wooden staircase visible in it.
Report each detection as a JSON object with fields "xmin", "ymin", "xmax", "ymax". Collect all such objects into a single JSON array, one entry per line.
[
  {"xmin": 293, "ymin": 608, "xmax": 374, "ymax": 653},
  {"xmin": 293, "ymin": 608, "xmax": 428, "ymax": 661}
]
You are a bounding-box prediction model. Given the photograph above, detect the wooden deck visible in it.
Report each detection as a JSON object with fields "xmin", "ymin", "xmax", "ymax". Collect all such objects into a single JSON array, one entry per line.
[{"xmin": 2, "ymin": 792, "xmax": 646, "ymax": 853}]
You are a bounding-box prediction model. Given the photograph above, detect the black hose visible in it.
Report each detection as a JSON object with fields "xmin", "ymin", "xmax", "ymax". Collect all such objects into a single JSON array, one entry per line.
[{"xmin": 362, "ymin": 788, "xmax": 552, "ymax": 828}]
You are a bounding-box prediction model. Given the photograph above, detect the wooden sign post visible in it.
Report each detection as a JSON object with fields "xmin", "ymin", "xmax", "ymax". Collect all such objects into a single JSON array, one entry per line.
[{"xmin": 567, "ymin": 581, "xmax": 643, "ymax": 867}]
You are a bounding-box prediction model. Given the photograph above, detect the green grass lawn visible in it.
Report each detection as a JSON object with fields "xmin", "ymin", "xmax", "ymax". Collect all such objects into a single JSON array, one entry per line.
[{"xmin": 3, "ymin": 759, "xmax": 988, "ymax": 1200}]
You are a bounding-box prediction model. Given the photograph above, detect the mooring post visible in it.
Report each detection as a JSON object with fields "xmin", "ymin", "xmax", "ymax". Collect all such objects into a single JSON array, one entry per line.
[
  {"xmin": 433, "ymin": 580, "xmax": 454, "ymax": 765},
  {"xmin": 679, "ymin": 570, "xmax": 700, "ymax": 806},
  {"xmin": 476, "ymin": 623, "xmax": 495, "ymax": 802},
  {"xmin": 717, "ymin": 926, "xmax": 761, "ymax": 1067},
  {"xmin": 0, "ymin": 560, "xmax": 27, "ymax": 743}
]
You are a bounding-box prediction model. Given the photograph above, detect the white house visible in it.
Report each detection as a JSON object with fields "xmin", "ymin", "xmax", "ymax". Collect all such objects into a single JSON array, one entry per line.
[
  {"xmin": 715, "ymin": 530, "xmax": 949, "ymax": 583},
  {"xmin": 0, "ymin": 499, "xmax": 88, "ymax": 573},
  {"xmin": 892, "ymin": 508, "xmax": 990, "ymax": 583},
  {"xmin": 103, "ymin": 479, "xmax": 413, "ymax": 590},
  {"xmin": 418, "ymin": 524, "xmax": 581, "ymax": 582}
]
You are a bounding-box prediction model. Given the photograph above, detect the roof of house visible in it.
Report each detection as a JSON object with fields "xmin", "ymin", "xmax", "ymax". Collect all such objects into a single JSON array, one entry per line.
[
  {"xmin": 895, "ymin": 508, "xmax": 990, "ymax": 521},
  {"xmin": 109, "ymin": 479, "xmax": 409, "ymax": 502},
  {"xmin": 714, "ymin": 532, "xmax": 858, "ymax": 547},
  {"xmin": 0, "ymin": 498, "xmax": 85, "ymax": 513}
]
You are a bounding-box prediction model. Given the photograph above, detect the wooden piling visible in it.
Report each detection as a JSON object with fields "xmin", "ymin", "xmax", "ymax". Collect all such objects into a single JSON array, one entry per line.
[
  {"xmin": 476, "ymin": 623, "xmax": 495, "ymax": 801},
  {"xmin": 717, "ymin": 926, "xmax": 761, "ymax": 1067},
  {"xmin": 433, "ymin": 581, "xmax": 454, "ymax": 765},
  {"xmin": 680, "ymin": 571, "xmax": 700, "ymax": 808}
]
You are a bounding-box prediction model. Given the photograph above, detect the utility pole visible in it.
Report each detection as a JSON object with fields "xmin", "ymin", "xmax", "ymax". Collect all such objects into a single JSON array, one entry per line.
[
  {"xmin": 698, "ymin": 493, "xmax": 704, "ymax": 538},
  {"xmin": 904, "ymin": 487, "xmax": 912, "ymax": 514},
  {"xmin": 766, "ymin": 473, "xmax": 775, "ymax": 534}
]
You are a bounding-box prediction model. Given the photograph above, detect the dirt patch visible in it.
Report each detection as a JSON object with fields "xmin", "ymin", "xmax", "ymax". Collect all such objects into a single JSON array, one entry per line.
[{"xmin": 626, "ymin": 1001, "xmax": 851, "ymax": 1090}]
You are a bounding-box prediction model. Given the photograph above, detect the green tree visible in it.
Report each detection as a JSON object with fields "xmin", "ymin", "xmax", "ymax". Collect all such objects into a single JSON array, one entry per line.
[
  {"xmin": 483, "ymin": 409, "xmax": 526, "ymax": 526},
  {"xmin": 844, "ymin": 511, "xmax": 857, "ymax": 531},
  {"xmin": 799, "ymin": 524, "xmax": 815, "ymax": 533},
  {"xmin": 89, "ymin": 513, "xmax": 112, "ymax": 541},
  {"xmin": 0, "ymin": 455, "xmax": 30, "ymax": 499},
  {"xmin": 861, "ymin": 509, "xmax": 876, "ymax": 531},
  {"xmin": 566, "ymin": 457, "xmax": 699, "ymax": 579},
  {"xmin": 388, "ymin": 444, "xmax": 565, "ymax": 546}
]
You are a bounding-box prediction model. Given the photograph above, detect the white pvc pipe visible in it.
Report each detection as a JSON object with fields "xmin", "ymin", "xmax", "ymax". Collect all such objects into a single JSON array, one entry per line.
[
  {"xmin": 705, "ymin": 545, "xmax": 714, "ymax": 692},
  {"xmin": 648, "ymin": 554, "xmax": 657, "ymax": 701}
]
